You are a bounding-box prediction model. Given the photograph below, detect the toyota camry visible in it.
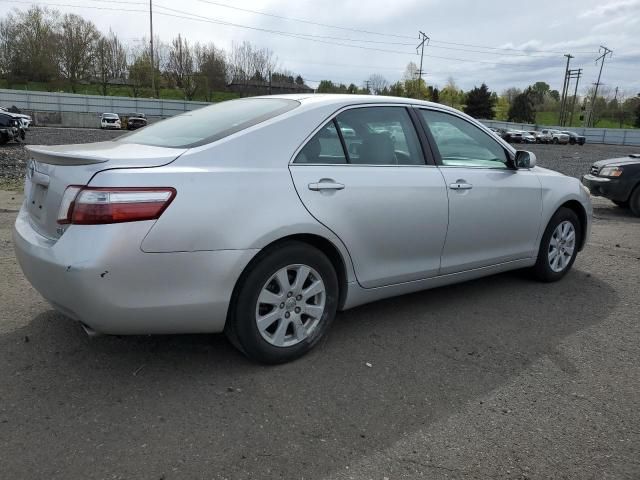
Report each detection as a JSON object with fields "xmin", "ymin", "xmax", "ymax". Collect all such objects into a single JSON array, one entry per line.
[{"xmin": 14, "ymin": 95, "xmax": 593, "ymax": 363}]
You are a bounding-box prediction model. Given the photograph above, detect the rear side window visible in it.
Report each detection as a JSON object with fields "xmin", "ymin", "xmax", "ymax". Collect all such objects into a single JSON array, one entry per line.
[
  {"xmin": 119, "ymin": 98, "xmax": 299, "ymax": 148},
  {"xmin": 336, "ymin": 107, "xmax": 423, "ymax": 165},
  {"xmin": 294, "ymin": 121, "xmax": 347, "ymax": 164}
]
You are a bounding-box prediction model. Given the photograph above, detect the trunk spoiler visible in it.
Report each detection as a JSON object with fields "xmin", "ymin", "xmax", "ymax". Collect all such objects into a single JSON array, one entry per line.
[{"xmin": 26, "ymin": 145, "xmax": 109, "ymax": 166}]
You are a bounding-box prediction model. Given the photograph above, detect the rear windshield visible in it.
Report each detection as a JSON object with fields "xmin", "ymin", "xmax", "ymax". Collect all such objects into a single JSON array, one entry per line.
[{"xmin": 118, "ymin": 98, "xmax": 300, "ymax": 148}]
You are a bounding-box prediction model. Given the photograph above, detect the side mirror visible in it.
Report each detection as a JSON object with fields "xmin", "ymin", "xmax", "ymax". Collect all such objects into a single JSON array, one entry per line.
[{"xmin": 514, "ymin": 150, "xmax": 537, "ymax": 169}]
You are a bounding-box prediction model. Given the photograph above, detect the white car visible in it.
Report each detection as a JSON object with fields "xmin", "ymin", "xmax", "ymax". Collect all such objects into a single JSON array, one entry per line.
[
  {"xmin": 100, "ymin": 113, "xmax": 121, "ymax": 130},
  {"xmin": 0, "ymin": 107, "xmax": 31, "ymax": 129},
  {"xmin": 541, "ymin": 129, "xmax": 569, "ymax": 145}
]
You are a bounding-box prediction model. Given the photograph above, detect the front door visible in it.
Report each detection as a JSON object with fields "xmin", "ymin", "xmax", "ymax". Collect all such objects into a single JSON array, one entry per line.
[{"xmin": 418, "ymin": 108, "xmax": 543, "ymax": 274}]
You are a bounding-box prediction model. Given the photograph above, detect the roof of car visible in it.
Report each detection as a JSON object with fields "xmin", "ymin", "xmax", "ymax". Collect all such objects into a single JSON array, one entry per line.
[{"xmin": 252, "ymin": 93, "xmax": 457, "ymax": 111}]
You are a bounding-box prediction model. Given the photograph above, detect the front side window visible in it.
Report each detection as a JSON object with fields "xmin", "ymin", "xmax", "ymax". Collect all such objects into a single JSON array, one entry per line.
[
  {"xmin": 119, "ymin": 98, "xmax": 299, "ymax": 148},
  {"xmin": 336, "ymin": 107, "xmax": 424, "ymax": 166},
  {"xmin": 420, "ymin": 110, "xmax": 508, "ymax": 168}
]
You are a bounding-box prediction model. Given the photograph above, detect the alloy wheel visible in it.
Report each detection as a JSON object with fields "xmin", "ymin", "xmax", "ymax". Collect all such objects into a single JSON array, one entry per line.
[
  {"xmin": 548, "ymin": 221, "xmax": 576, "ymax": 273},
  {"xmin": 255, "ymin": 264, "xmax": 326, "ymax": 348}
]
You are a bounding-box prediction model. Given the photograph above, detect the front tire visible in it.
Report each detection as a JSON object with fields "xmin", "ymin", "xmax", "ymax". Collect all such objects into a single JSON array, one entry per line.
[
  {"xmin": 226, "ymin": 241, "xmax": 339, "ymax": 364},
  {"xmin": 553, "ymin": 138, "xmax": 559, "ymax": 144},
  {"xmin": 532, "ymin": 208, "xmax": 581, "ymax": 282}
]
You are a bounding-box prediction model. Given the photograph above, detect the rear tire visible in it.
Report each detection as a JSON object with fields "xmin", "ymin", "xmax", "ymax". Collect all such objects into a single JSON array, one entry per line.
[
  {"xmin": 630, "ymin": 186, "xmax": 640, "ymax": 217},
  {"xmin": 226, "ymin": 241, "xmax": 339, "ymax": 364},
  {"xmin": 532, "ymin": 207, "xmax": 581, "ymax": 282},
  {"xmin": 553, "ymin": 138, "xmax": 559, "ymax": 144}
]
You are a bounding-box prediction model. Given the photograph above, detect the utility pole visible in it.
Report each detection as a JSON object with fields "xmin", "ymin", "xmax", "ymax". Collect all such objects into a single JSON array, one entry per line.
[
  {"xmin": 558, "ymin": 54, "xmax": 573, "ymax": 125},
  {"xmin": 588, "ymin": 45, "xmax": 613, "ymax": 127},
  {"xmin": 568, "ymin": 68, "xmax": 582, "ymax": 127},
  {"xmin": 363, "ymin": 80, "xmax": 371, "ymax": 94},
  {"xmin": 149, "ymin": 0, "xmax": 155, "ymax": 97},
  {"xmin": 416, "ymin": 31, "xmax": 430, "ymax": 85}
]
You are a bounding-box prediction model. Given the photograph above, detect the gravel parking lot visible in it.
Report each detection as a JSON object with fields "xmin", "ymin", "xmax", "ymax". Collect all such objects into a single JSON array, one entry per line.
[{"xmin": 0, "ymin": 128, "xmax": 639, "ymax": 479}]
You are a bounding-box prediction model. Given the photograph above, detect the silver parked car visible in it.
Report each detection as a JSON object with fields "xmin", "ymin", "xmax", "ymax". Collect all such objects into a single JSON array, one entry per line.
[{"xmin": 14, "ymin": 95, "xmax": 593, "ymax": 363}]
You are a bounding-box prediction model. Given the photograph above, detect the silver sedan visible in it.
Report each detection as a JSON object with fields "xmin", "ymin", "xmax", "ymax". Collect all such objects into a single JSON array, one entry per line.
[{"xmin": 14, "ymin": 95, "xmax": 593, "ymax": 363}]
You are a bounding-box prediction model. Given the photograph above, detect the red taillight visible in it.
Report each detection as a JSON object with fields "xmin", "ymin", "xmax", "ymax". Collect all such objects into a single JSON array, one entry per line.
[{"xmin": 57, "ymin": 187, "xmax": 176, "ymax": 225}]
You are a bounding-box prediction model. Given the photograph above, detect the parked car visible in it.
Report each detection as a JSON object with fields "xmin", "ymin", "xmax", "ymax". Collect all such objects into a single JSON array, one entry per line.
[
  {"xmin": 504, "ymin": 129, "xmax": 523, "ymax": 143},
  {"xmin": 541, "ymin": 129, "xmax": 569, "ymax": 144},
  {"xmin": 14, "ymin": 95, "xmax": 592, "ymax": 363},
  {"xmin": 532, "ymin": 130, "xmax": 552, "ymax": 144},
  {"xmin": 100, "ymin": 113, "xmax": 121, "ymax": 130},
  {"xmin": 0, "ymin": 106, "xmax": 32, "ymax": 129},
  {"xmin": 520, "ymin": 131, "xmax": 537, "ymax": 144},
  {"xmin": 0, "ymin": 112, "xmax": 25, "ymax": 144},
  {"xmin": 562, "ymin": 131, "xmax": 586, "ymax": 145},
  {"xmin": 582, "ymin": 153, "xmax": 640, "ymax": 216},
  {"xmin": 126, "ymin": 116, "xmax": 148, "ymax": 130}
]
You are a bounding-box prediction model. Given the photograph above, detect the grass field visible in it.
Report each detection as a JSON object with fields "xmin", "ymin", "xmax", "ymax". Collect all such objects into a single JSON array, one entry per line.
[
  {"xmin": 0, "ymin": 80, "xmax": 240, "ymax": 103},
  {"xmin": 535, "ymin": 111, "xmax": 636, "ymax": 129}
]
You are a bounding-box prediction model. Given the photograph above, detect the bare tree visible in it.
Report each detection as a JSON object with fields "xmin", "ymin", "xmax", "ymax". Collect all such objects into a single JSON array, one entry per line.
[
  {"xmin": 228, "ymin": 41, "xmax": 277, "ymax": 86},
  {"xmin": 94, "ymin": 30, "xmax": 127, "ymax": 95},
  {"xmin": 368, "ymin": 74, "xmax": 388, "ymax": 95},
  {"xmin": 194, "ymin": 42, "xmax": 227, "ymax": 101},
  {"xmin": 167, "ymin": 34, "xmax": 198, "ymax": 99},
  {"xmin": 58, "ymin": 13, "xmax": 100, "ymax": 92},
  {"xmin": 9, "ymin": 6, "xmax": 60, "ymax": 82}
]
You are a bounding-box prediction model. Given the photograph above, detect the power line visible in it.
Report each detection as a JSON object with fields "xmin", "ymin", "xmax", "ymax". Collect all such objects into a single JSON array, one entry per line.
[
  {"xmin": 194, "ymin": 0, "xmax": 601, "ymax": 56},
  {"xmin": 0, "ymin": 0, "xmax": 607, "ymax": 73},
  {"xmin": 428, "ymin": 39, "xmax": 599, "ymax": 55},
  {"xmin": 194, "ymin": 0, "xmax": 416, "ymax": 40}
]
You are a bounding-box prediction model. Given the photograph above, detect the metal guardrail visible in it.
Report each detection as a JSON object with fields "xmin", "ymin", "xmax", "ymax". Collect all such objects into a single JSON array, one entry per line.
[
  {"xmin": 480, "ymin": 119, "xmax": 640, "ymax": 147},
  {"xmin": 0, "ymin": 88, "xmax": 210, "ymax": 117}
]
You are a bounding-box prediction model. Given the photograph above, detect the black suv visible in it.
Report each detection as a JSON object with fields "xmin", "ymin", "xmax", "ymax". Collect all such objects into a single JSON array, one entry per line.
[
  {"xmin": 0, "ymin": 113, "xmax": 24, "ymax": 144},
  {"xmin": 583, "ymin": 154, "xmax": 640, "ymax": 216}
]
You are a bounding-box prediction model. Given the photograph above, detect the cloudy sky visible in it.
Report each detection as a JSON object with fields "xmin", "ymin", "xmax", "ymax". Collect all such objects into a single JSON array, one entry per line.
[{"xmin": 1, "ymin": 0, "xmax": 639, "ymax": 96}]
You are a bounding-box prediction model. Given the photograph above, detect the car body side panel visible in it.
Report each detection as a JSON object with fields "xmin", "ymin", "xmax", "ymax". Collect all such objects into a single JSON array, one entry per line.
[
  {"xmin": 289, "ymin": 165, "xmax": 449, "ymax": 288},
  {"xmin": 438, "ymin": 167, "xmax": 543, "ymax": 274}
]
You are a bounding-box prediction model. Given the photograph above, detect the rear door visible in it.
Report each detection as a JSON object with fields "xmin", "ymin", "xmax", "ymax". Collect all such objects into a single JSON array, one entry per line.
[
  {"xmin": 418, "ymin": 108, "xmax": 542, "ymax": 274},
  {"xmin": 289, "ymin": 105, "xmax": 449, "ymax": 288}
]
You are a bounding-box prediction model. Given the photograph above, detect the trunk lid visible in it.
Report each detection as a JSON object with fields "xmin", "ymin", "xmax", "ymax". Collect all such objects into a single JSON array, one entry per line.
[{"xmin": 24, "ymin": 141, "xmax": 187, "ymax": 240}]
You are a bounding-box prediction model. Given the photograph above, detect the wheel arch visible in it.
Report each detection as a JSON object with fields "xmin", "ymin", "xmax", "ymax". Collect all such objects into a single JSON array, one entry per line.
[
  {"xmin": 226, "ymin": 233, "xmax": 350, "ymax": 328},
  {"xmin": 557, "ymin": 200, "xmax": 588, "ymax": 251}
]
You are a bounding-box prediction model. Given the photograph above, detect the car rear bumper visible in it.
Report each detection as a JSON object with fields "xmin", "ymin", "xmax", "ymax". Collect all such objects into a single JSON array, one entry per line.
[
  {"xmin": 582, "ymin": 174, "xmax": 633, "ymax": 202},
  {"xmin": 13, "ymin": 205, "xmax": 257, "ymax": 335}
]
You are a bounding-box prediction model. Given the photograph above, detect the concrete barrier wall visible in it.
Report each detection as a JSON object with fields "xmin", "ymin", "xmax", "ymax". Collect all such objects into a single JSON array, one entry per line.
[
  {"xmin": 480, "ymin": 119, "xmax": 640, "ymax": 147},
  {"xmin": 0, "ymin": 88, "xmax": 210, "ymax": 128}
]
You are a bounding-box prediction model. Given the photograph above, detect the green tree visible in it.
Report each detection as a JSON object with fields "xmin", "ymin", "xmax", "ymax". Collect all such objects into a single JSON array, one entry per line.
[
  {"xmin": 508, "ymin": 89, "xmax": 536, "ymax": 123},
  {"xmin": 317, "ymin": 80, "xmax": 336, "ymax": 93},
  {"xmin": 463, "ymin": 83, "xmax": 495, "ymax": 119},
  {"xmin": 388, "ymin": 81, "xmax": 403, "ymax": 97},
  {"xmin": 635, "ymin": 100, "xmax": 640, "ymax": 128},
  {"xmin": 431, "ymin": 87, "xmax": 439, "ymax": 103},
  {"xmin": 529, "ymin": 81, "xmax": 550, "ymax": 105}
]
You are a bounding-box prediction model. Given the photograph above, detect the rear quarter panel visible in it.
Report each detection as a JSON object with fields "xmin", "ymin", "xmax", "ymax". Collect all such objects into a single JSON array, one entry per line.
[{"xmin": 89, "ymin": 105, "xmax": 357, "ymax": 282}]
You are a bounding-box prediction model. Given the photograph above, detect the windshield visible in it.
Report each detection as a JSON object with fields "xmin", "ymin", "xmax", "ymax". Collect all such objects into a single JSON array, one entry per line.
[
  {"xmin": 102, "ymin": 113, "xmax": 118, "ymax": 119},
  {"xmin": 119, "ymin": 98, "xmax": 300, "ymax": 148}
]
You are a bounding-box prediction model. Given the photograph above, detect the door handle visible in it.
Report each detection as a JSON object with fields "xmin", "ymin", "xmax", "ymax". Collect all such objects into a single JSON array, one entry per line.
[
  {"xmin": 449, "ymin": 181, "xmax": 473, "ymax": 190},
  {"xmin": 308, "ymin": 181, "xmax": 345, "ymax": 191}
]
